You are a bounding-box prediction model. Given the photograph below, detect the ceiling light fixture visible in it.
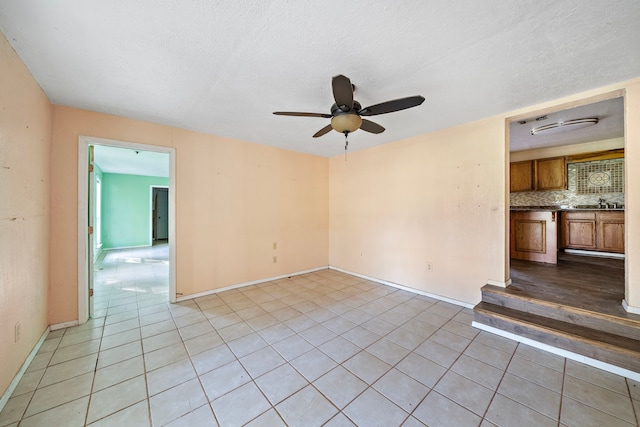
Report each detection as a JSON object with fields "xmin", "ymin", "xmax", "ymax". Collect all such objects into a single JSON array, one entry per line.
[
  {"xmin": 531, "ymin": 118, "xmax": 598, "ymax": 135},
  {"xmin": 331, "ymin": 113, "xmax": 362, "ymax": 133}
]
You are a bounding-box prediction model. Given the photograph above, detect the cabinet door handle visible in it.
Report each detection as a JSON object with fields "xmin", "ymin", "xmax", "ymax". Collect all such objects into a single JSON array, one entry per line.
[{"xmin": 551, "ymin": 212, "xmax": 556, "ymax": 222}]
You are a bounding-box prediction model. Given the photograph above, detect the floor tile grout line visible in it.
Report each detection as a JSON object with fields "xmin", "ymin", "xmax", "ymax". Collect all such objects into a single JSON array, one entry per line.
[
  {"xmin": 626, "ymin": 378, "xmax": 640, "ymax": 426},
  {"xmin": 194, "ymin": 278, "xmax": 424, "ymax": 424},
  {"xmin": 82, "ymin": 316, "xmax": 106, "ymax": 427},
  {"xmin": 406, "ymin": 320, "xmax": 480, "ymax": 423},
  {"xmin": 561, "ymin": 376, "xmax": 638, "ymax": 425},
  {"xmin": 14, "ymin": 328, "xmax": 98, "ymax": 423},
  {"xmin": 557, "ymin": 357, "xmax": 567, "ymax": 427},
  {"xmin": 173, "ymin": 316, "xmax": 222, "ymax": 427},
  {"xmin": 478, "ymin": 340, "xmax": 520, "ymax": 424},
  {"xmin": 505, "ymin": 354, "xmax": 566, "ymax": 394},
  {"xmin": 563, "ymin": 365, "xmax": 637, "ymax": 398},
  {"xmin": 140, "ymin": 309, "xmax": 154, "ymax": 427},
  {"xmin": 349, "ymin": 303, "xmax": 465, "ymax": 421}
]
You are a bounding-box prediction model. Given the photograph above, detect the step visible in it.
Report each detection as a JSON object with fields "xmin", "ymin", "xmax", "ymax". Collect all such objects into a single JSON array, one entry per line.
[
  {"xmin": 474, "ymin": 302, "xmax": 640, "ymax": 373},
  {"xmin": 481, "ymin": 285, "xmax": 640, "ymax": 341}
]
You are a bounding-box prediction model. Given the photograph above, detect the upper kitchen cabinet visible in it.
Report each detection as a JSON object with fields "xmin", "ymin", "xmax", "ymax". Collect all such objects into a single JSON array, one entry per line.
[
  {"xmin": 509, "ymin": 156, "xmax": 567, "ymax": 192},
  {"xmin": 510, "ymin": 160, "xmax": 535, "ymax": 192},
  {"xmin": 535, "ymin": 157, "xmax": 567, "ymax": 191}
]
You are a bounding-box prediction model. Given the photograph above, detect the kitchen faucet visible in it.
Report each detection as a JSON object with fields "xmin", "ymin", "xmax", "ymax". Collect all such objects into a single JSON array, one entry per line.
[{"xmin": 598, "ymin": 198, "xmax": 607, "ymax": 208}]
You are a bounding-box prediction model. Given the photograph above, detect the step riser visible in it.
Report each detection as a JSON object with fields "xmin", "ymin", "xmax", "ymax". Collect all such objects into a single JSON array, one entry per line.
[
  {"xmin": 482, "ymin": 289, "xmax": 640, "ymax": 341},
  {"xmin": 474, "ymin": 309, "xmax": 640, "ymax": 373}
]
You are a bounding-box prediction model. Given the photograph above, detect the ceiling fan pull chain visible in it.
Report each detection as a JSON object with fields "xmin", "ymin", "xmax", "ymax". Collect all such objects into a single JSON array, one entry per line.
[{"xmin": 344, "ymin": 132, "xmax": 349, "ymax": 161}]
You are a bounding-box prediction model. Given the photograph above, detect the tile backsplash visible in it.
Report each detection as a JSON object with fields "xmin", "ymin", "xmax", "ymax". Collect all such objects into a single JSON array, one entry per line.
[
  {"xmin": 575, "ymin": 159, "xmax": 624, "ymax": 194},
  {"xmin": 510, "ymin": 158, "xmax": 625, "ymax": 207}
]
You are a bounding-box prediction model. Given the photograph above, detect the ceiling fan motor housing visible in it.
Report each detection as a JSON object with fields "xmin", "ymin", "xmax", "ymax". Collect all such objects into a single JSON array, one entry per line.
[{"xmin": 331, "ymin": 101, "xmax": 363, "ymax": 133}]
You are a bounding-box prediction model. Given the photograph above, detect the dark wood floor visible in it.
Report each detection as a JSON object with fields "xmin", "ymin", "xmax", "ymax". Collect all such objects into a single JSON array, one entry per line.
[{"xmin": 509, "ymin": 252, "xmax": 639, "ymax": 320}]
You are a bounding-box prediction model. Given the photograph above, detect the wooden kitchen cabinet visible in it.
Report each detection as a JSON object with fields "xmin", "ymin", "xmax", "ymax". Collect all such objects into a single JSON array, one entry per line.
[
  {"xmin": 561, "ymin": 211, "xmax": 624, "ymax": 253},
  {"xmin": 510, "ymin": 210, "xmax": 558, "ymax": 264},
  {"xmin": 510, "ymin": 161, "xmax": 535, "ymax": 192},
  {"xmin": 597, "ymin": 211, "xmax": 625, "ymax": 253},
  {"xmin": 510, "ymin": 156, "xmax": 566, "ymax": 192},
  {"xmin": 535, "ymin": 157, "xmax": 567, "ymax": 191},
  {"xmin": 562, "ymin": 211, "xmax": 597, "ymax": 250}
]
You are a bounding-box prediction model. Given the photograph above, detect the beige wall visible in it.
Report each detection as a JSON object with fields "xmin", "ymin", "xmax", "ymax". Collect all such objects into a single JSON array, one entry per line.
[
  {"xmin": 49, "ymin": 107, "xmax": 329, "ymax": 324},
  {"xmin": 329, "ymin": 117, "xmax": 509, "ymax": 305},
  {"xmin": 0, "ymin": 33, "xmax": 52, "ymax": 396},
  {"xmin": 625, "ymin": 82, "xmax": 640, "ymax": 308}
]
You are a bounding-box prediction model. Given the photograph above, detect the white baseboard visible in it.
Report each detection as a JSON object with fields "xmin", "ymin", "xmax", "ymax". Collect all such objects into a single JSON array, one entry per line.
[
  {"xmin": 50, "ymin": 320, "xmax": 79, "ymax": 331},
  {"xmin": 472, "ymin": 321, "xmax": 640, "ymax": 382},
  {"xmin": 622, "ymin": 299, "xmax": 640, "ymax": 315},
  {"xmin": 0, "ymin": 328, "xmax": 50, "ymax": 413},
  {"xmin": 101, "ymin": 244, "xmax": 152, "ymax": 251},
  {"xmin": 329, "ymin": 266, "xmax": 475, "ymax": 309},
  {"xmin": 563, "ymin": 249, "xmax": 625, "ymax": 259},
  {"xmin": 175, "ymin": 266, "xmax": 330, "ymax": 302}
]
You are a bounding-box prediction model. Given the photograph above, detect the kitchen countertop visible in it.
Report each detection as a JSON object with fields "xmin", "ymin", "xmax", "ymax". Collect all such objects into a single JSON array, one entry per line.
[{"xmin": 510, "ymin": 205, "xmax": 625, "ymax": 212}]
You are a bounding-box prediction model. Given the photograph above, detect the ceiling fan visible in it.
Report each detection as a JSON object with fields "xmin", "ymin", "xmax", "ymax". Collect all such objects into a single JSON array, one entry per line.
[{"xmin": 273, "ymin": 75, "xmax": 425, "ymax": 145}]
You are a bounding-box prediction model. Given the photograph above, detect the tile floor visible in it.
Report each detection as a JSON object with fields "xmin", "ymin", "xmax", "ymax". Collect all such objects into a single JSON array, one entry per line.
[{"xmin": 1, "ymin": 245, "xmax": 639, "ymax": 426}]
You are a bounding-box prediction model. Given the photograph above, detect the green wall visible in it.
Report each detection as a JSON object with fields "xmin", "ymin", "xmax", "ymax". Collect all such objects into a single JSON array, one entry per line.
[{"xmin": 101, "ymin": 173, "xmax": 169, "ymax": 249}]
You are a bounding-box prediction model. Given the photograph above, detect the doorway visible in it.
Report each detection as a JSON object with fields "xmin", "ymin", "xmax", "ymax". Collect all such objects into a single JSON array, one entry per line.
[
  {"xmin": 506, "ymin": 92, "xmax": 627, "ymax": 313},
  {"xmin": 152, "ymin": 186, "xmax": 169, "ymax": 243},
  {"xmin": 78, "ymin": 136, "xmax": 176, "ymax": 325}
]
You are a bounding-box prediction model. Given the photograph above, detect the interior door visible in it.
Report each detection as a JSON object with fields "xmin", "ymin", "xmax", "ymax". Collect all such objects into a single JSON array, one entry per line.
[
  {"xmin": 155, "ymin": 188, "xmax": 169, "ymax": 240},
  {"xmin": 88, "ymin": 145, "xmax": 95, "ymax": 316}
]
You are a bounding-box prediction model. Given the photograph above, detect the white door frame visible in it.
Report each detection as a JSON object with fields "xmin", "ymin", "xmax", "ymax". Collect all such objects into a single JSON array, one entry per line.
[{"xmin": 77, "ymin": 136, "xmax": 177, "ymax": 324}]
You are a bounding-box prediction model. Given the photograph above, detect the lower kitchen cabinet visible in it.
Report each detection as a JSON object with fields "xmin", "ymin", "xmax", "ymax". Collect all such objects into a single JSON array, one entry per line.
[
  {"xmin": 596, "ymin": 212, "xmax": 625, "ymax": 253},
  {"xmin": 561, "ymin": 211, "xmax": 624, "ymax": 254},
  {"xmin": 562, "ymin": 211, "xmax": 597, "ymax": 250},
  {"xmin": 510, "ymin": 211, "xmax": 558, "ymax": 264}
]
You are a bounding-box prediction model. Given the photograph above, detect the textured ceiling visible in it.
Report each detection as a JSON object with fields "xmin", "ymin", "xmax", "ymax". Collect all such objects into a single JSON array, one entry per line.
[
  {"xmin": 509, "ymin": 97, "xmax": 624, "ymax": 152},
  {"xmin": 1, "ymin": 1, "xmax": 639, "ymax": 157},
  {"xmin": 94, "ymin": 145, "xmax": 169, "ymax": 177}
]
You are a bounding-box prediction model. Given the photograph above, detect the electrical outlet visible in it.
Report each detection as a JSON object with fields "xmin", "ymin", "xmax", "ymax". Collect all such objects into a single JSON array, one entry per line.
[
  {"xmin": 273, "ymin": 256, "xmax": 277, "ymax": 263},
  {"xmin": 427, "ymin": 262, "xmax": 433, "ymax": 272},
  {"xmin": 15, "ymin": 321, "xmax": 20, "ymax": 343},
  {"xmin": 273, "ymin": 242, "xmax": 277, "ymax": 250}
]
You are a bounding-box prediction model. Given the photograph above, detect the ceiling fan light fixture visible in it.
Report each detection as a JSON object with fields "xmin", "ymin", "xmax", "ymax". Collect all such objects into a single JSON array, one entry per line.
[
  {"xmin": 273, "ymin": 74, "xmax": 424, "ymax": 139},
  {"xmin": 531, "ymin": 118, "xmax": 598, "ymax": 135},
  {"xmin": 331, "ymin": 114, "xmax": 362, "ymax": 133}
]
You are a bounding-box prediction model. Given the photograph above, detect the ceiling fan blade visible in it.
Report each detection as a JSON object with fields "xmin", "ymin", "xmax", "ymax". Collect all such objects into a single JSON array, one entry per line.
[
  {"xmin": 273, "ymin": 111, "xmax": 332, "ymax": 118},
  {"xmin": 313, "ymin": 124, "xmax": 333, "ymax": 138},
  {"xmin": 332, "ymin": 74, "xmax": 354, "ymax": 111},
  {"xmin": 360, "ymin": 119, "xmax": 385, "ymax": 134},
  {"xmin": 359, "ymin": 95, "xmax": 425, "ymax": 116}
]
